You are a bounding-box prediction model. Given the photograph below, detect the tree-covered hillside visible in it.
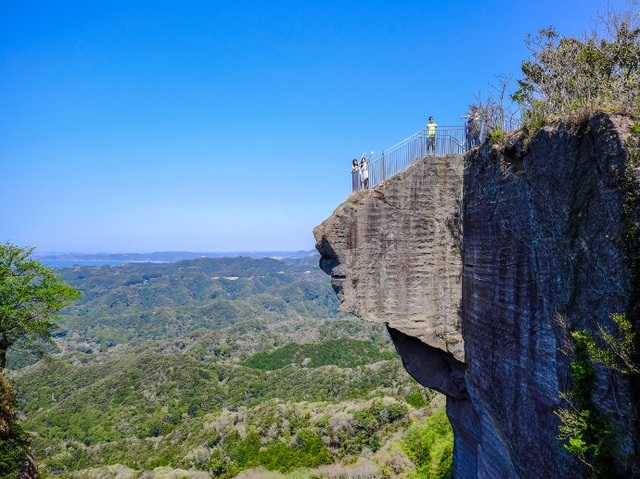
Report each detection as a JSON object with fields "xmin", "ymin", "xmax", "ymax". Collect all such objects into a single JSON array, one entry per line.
[
  {"xmin": 46, "ymin": 257, "xmax": 343, "ymax": 354},
  {"xmin": 10, "ymin": 256, "xmax": 453, "ymax": 478}
]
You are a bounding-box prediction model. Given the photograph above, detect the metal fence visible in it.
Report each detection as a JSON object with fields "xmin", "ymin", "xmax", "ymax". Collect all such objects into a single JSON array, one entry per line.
[{"xmin": 364, "ymin": 126, "xmax": 466, "ymax": 189}]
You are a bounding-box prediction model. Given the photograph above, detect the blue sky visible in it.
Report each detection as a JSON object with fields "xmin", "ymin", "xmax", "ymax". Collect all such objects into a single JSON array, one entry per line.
[{"xmin": 0, "ymin": 0, "xmax": 628, "ymax": 253}]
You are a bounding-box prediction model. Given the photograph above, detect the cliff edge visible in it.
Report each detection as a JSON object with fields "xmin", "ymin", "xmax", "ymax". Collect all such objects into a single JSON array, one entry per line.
[
  {"xmin": 314, "ymin": 112, "xmax": 640, "ymax": 477},
  {"xmin": 314, "ymin": 155, "xmax": 464, "ymax": 362}
]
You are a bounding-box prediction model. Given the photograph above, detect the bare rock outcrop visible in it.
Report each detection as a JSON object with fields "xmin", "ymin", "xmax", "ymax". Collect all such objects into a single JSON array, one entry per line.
[
  {"xmin": 315, "ymin": 112, "xmax": 640, "ymax": 477},
  {"xmin": 314, "ymin": 155, "xmax": 464, "ymax": 361}
]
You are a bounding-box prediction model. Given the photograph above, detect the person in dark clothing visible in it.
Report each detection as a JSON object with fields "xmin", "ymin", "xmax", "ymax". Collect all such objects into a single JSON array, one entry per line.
[
  {"xmin": 461, "ymin": 105, "xmax": 481, "ymax": 149},
  {"xmin": 351, "ymin": 158, "xmax": 360, "ymax": 191}
]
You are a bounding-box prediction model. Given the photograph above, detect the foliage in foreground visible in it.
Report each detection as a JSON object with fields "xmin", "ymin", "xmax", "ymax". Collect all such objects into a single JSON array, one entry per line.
[
  {"xmin": 0, "ymin": 374, "xmax": 30, "ymax": 479},
  {"xmin": 0, "ymin": 241, "xmax": 79, "ymax": 478}
]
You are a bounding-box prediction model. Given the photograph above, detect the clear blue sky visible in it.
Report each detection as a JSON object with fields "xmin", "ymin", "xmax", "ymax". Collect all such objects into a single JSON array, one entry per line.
[{"xmin": 0, "ymin": 0, "xmax": 627, "ymax": 253}]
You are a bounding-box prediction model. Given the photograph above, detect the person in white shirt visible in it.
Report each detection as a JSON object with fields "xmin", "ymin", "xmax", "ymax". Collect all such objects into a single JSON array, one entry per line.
[{"xmin": 359, "ymin": 155, "xmax": 369, "ymax": 189}]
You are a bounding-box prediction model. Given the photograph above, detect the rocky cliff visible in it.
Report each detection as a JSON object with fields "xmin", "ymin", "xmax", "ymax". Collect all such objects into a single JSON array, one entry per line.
[{"xmin": 314, "ymin": 112, "xmax": 640, "ymax": 478}]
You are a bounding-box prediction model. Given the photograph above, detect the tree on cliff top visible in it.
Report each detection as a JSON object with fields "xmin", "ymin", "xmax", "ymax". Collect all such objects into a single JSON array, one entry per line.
[
  {"xmin": 513, "ymin": 2, "xmax": 640, "ymax": 131},
  {"xmin": 0, "ymin": 242, "xmax": 79, "ymax": 372}
]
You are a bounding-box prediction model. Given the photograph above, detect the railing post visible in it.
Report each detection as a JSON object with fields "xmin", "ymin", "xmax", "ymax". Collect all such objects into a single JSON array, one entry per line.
[{"xmin": 382, "ymin": 151, "xmax": 386, "ymax": 181}]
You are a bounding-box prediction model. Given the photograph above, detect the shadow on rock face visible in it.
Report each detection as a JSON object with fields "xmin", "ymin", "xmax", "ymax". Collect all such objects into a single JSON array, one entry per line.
[
  {"xmin": 316, "ymin": 236, "xmax": 345, "ymax": 300},
  {"xmin": 387, "ymin": 326, "xmax": 467, "ymax": 400}
]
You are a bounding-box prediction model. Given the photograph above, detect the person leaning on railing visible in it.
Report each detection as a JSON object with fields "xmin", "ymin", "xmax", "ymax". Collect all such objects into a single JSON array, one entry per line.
[{"xmin": 427, "ymin": 116, "xmax": 437, "ymax": 155}]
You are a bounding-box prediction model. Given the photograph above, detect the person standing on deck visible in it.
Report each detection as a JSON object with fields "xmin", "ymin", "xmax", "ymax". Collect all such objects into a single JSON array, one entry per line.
[
  {"xmin": 427, "ymin": 116, "xmax": 438, "ymax": 155},
  {"xmin": 461, "ymin": 105, "xmax": 481, "ymax": 149},
  {"xmin": 359, "ymin": 155, "xmax": 369, "ymax": 189},
  {"xmin": 351, "ymin": 159, "xmax": 360, "ymax": 192}
]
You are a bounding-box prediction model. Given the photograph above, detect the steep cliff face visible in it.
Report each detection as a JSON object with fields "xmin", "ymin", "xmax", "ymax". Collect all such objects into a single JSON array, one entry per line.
[
  {"xmin": 314, "ymin": 155, "xmax": 477, "ymax": 473},
  {"xmin": 314, "ymin": 156, "xmax": 465, "ymax": 362},
  {"xmin": 314, "ymin": 113, "xmax": 640, "ymax": 477}
]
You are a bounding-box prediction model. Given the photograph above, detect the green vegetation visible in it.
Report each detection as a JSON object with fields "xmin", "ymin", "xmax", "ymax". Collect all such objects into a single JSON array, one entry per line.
[
  {"xmin": 405, "ymin": 388, "xmax": 430, "ymax": 409},
  {"xmin": 514, "ymin": 5, "xmax": 640, "ymax": 132},
  {"xmin": 472, "ymin": 3, "xmax": 640, "ymax": 145},
  {"xmin": 556, "ymin": 332, "xmax": 613, "ymax": 475},
  {"xmin": 0, "ymin": 242, "xmax": 79, "ymax": 478},
  {"xmin": 0, "ymin": 242, "xmax": 80, "ymax": 371},
  {"xmin": 0, "ymin": 374, "xmax": 30, "ymax": 479},
  {"xmin": 574, "ymin": 313, "xmax": 639, "ymax": 376},
  {"xmin": 556, "ymin": 313, "xmax": 639, "ymax": 477},
  {"xmin": 16, "ymin": 337, "xmax": 430, "ymax": 475},
  {"xmin": 6, "ymin": 256, "xmax": 448, "ymax": 478},
  {"xmin": 488, "ymin": 128, "xmax": 505, "ymax": 145},
  {"xmin": 25, "ymin": 256, "xmax": 343, "ymax": 363},
  {"xmin": 242, "ymin": 338, "xmax": 396, "ymax": 370},
  {"xmin": 402, "ymin": 410, "xmax": 453, "ymax": 479}
]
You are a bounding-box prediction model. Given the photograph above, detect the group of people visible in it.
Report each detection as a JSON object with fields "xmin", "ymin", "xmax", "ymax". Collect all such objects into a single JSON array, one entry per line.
[
  {"xmin": 349, "ymin": 107, "xmax": 482, "ymax": 192},
  {"xmin": 427, "ymin": 106, "xmax": 481, "ymax": 155},
  {"xmin": 351, "ymin": 155, "xmax": 369, "ymax": 191}
]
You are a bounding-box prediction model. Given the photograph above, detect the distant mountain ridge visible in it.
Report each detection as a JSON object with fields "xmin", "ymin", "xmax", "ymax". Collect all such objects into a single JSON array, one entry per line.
[{"xmin": 35, "ymin": 250, "xmax": 318, "ymax": 265}]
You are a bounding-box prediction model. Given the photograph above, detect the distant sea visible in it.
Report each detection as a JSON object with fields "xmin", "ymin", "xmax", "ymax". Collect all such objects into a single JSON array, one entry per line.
[{"xmin": 43, "ymin": 260, "xmax": 131, "ymax": 268}]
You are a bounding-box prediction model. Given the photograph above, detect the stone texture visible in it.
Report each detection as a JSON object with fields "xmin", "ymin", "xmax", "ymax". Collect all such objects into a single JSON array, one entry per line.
[
  {"xmin": 315, "ymin": 112, "xmax": 640, "ymax": 477},
  {"xmin": 314, "ymin": 155, "xmax": 465, "ymax": 361},
  {"xmin": 463, "ymin": 112, "xmax": 638, "ymax": 477}
]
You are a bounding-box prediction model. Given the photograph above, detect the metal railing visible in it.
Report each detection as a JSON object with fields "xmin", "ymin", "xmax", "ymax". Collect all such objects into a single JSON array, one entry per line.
[
  {"xmin": 351, "ymin": 120, "xmax": 523, "ymax": 192},
  {"xmin": 364, "ymin": 126, "xmax": 466, "ymax": 189}
]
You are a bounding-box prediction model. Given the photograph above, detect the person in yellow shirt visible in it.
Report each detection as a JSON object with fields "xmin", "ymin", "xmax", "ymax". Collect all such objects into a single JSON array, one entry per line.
[{"xmin": 427, "ymin": 116, "xmax": 438, "ymax": 155}]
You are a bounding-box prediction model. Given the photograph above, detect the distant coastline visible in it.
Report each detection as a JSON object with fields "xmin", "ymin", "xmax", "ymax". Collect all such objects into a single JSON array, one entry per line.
[
  {"xmin": 36, "ymin": 250, "xmax": 318, "ymax": 268},
  {"xmin": 41, "ymin": 260, "xmax": 132, "ymax": 267}
]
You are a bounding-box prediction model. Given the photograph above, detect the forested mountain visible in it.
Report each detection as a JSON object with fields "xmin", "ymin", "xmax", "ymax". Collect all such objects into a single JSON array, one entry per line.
[
  {"xmin": 10, "ymin": 256, "xmax": 452, "ymax": 478},
  {"xmin": 50, "ymin": 256, "xmax": 342, "ymax": 351}
]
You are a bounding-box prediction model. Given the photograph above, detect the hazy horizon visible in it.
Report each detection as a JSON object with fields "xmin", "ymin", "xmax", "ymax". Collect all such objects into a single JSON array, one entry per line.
[{"xmin": 34, "ymin": 249, "xmax": 318, "ymax": 257}]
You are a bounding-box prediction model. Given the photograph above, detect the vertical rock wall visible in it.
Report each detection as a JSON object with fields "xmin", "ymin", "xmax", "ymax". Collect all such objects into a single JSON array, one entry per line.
[
  {"xmin": 315, "ymin": 112, "xmax": 640, "ymax": 477},
  {"xmin": 463, "ymin": 113, "xmax": 638, "ymax": 477}
]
